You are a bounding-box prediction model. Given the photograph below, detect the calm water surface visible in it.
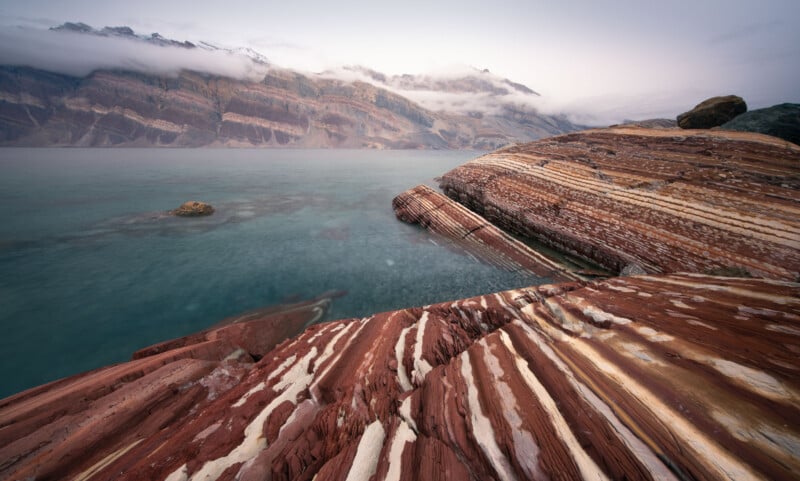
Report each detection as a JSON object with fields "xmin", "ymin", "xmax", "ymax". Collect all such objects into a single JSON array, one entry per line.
[{"xmin": 0, "ymin": 148, "xmax": 547, "ymax": 398}]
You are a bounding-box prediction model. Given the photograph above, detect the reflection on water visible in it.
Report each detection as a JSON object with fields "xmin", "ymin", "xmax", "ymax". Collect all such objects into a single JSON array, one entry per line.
[{"xmin": 0, "ymin": 148, "xmax": 545, "ymax": 398}]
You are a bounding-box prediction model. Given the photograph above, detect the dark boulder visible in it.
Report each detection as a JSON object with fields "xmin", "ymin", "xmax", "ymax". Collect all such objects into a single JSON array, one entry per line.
[
  {"xmin": 721, "ymin": 103, "xmax": 800, "ymax": 145},
  {"xmin": 677, "ymin": 95, "xmax": 747, "ymax": 129},
  {"xmin": 170, "ymin": 200, "xmax": 214, "ymax": 217}
]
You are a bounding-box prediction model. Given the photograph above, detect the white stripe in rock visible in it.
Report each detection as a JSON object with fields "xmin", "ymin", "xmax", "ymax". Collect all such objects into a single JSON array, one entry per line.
[
  {"xmin": 163, "ymin": 463, "xmax": 188, "ymax": 481},
  {"xmin": 494, "ymin": 293, "xmax": 519, "ymax": 320},
  {"xmin": 385, "ymin": 421, "xmax": 417, "ymax": 481},
  {"xmin": 519, "ymin": 304, "xmax": 763, "ymax": 481},
  {"xmin": 344, "ymin": 420, "xmax": 386, "ymax": 481},
  {"xmin": 268, "ymin": 354, "xmax": 298, "ymax": 381},
  {"xmin": 511, "ymin": 321, "xmax": 678, "ymax": 481},
  {"xmin": 398, "ymin": 396, "xmax": 417, "ymax": 432},
  {"xmin": 498, "ymin": 329, "xmax": 610, "ymax": 480},
  {"xmin": 309, "ymin": 318, "xmax": 373, "ymax": 402},
  {"xmin": 460, "ymin": 351, "xmax": 518, "ymax": 481},
  {"xmin": 395, "ymin": 326, "xmax": 413, "ymax": 392},
  {"xmin": 411, "ymin": 312, "xmax": 433, "ymax": 385},
  {"xmin": 189, "ymin": 346, "xmax": 319, "ymax": 481},
  {"xmin": 479, "ymin": 337, "xmax": 545, "ymax": 480}
]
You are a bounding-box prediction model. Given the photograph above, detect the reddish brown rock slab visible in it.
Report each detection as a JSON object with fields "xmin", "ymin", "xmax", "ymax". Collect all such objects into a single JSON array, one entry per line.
[
  {"xmin": 133, "ymin": 294, "xmax": 336, "ymax": 360},
  {"xmin": 393, "ymin": 184, "xmax": 585, "ymax": 282},
  {"xmin": 440, "ymin": 127, "xmax": 800, "ymax": 280},
  {"xmin": 0, "ymin": 294, "xmax": 335, "ymax": 480},
  {"xmin": 3, "ymin": 274, "xmax": 797, "ymax": 481}
]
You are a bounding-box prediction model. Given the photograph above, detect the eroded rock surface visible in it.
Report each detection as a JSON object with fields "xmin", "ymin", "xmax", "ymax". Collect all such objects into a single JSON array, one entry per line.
[
  {"xmin": 440, "ymin": 127, "xmax": 800, "ymax": 280},
  {"xmin": 0, "ymin": 294, "xmax": 333, "ymax": 480},
  {"xmin": 393, "ymin": 184, "xmax": 584, "ymax": 282},
  {"xmin": 1, "ymin": 274, "xmax": 798, "ymax": 481}
]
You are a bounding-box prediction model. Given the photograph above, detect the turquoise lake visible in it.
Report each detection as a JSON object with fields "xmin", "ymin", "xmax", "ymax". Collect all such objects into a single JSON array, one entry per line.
[{"xmin": 0, "ymin": 149, "xmax": 549, "ymax": 398}]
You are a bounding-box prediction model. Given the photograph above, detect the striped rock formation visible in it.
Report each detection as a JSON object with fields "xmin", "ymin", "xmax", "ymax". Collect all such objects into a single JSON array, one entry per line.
[
  {"xmin": 0, "ymin": 294, "xmax": 333, "ymax": 480},
  {"xmin": 440, "ymin": 127, "xmax": 800, "ymax": 280},
  {"xmin": 392, "ymin": 184, "xmax": 584, "ymax": 282},
  {"xmin": 2, "ymin": 274, "xmax": 798, "ymax": 480}
]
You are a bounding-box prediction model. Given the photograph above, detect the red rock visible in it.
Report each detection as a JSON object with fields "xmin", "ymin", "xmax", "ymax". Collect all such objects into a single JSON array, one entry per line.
[
  {"xmin": 132, "ymin": 294, "xmax": 333, "ymax": 360},
  {"xmin": 440, "ymin": 127, "xmax": 800, "ymax": 279},
  {"xmin": 0, "ymin": 294, "xmax": 334, "ymax": 480},
  {"xmin": 1, "ymin": 274, "xmax": 798, "ymax": 480},
  {"xmin": 393, "ymin": 184, "xmax": 586, "ymax": 282}
]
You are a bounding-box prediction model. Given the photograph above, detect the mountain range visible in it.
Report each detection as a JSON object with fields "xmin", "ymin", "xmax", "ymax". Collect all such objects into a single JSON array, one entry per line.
[{"xmin": 0, "ymin": 23, "xmax": 581, "ymax": 149}]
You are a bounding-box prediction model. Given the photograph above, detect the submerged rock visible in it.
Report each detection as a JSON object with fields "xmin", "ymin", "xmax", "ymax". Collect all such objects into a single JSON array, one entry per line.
[
  {"xmin": 721, "ymin": 103, "xmax": 800, "ymax": 145},
  {"xmin": 170, "ymin": 200, "xmax": 215, "ymax": 217},
  {"xmin": 677, "ymin": 95, "xmax": 747, "ymax": 129},
  {"xmin": 1, "ymin": 274, "xmax": 798, "ymax": 480}
]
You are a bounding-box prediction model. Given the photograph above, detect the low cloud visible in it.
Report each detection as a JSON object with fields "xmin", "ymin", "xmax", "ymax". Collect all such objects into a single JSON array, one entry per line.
[
  {"xmin": 1, "ymin": 24, "xmax": 765, "ymax": 127},
  {"xmin": 318, "ymin": 65, "xmax": 550, "ymax": 118},
  {"xmin": 0, "ymin": 25, "xmax": 268, "ymax": 80}
]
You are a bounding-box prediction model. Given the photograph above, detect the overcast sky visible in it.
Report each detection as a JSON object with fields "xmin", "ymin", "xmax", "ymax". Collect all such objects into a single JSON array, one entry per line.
[{"xmin": 1, "ymin": 0, "xmax": 798, "ymax": 124}]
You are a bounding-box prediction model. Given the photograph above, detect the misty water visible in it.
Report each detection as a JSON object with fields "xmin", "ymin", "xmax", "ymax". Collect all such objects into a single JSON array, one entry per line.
[{"xmin": 0, "ymin": 148, "xmax": 550, "ymax": 398}]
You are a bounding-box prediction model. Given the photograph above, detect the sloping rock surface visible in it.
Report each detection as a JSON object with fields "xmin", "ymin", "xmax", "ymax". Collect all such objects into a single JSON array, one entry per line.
[
  {"xmin": 722, "ymin": 103, "xmax": 800, "ymax": 146},
  {"xmin": 0, "ymin": 295, "xmax": 333, "ymax": 480},
  {"xmin": 677, "ymin": 95, "xmax": 747, "ymax": 129},
  {"xmin": 440, "ymin": 127, "xmax": 800, "ymax": 279},
  {"xmin": 1, "ymin": 274, "xmax": 798, "ymax": 480},
  {"xmin": 392, "ymin": 184, "xmax": 585, "ymax": 282}
]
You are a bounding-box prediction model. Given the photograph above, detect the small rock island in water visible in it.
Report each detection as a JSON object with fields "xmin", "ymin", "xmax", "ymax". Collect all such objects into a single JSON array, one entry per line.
[{"xmin": 170, "ymin": 201, "xmax": 215, "ymax": 217}]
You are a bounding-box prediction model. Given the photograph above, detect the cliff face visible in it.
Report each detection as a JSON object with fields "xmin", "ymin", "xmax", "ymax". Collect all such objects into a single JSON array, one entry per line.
[
  {"xmin": 0, "ymin": 66, "xmax": 578, "ymax": 149},
  {"xmin": 2, "ymin": 274, "xmax": 798, "ymax": 481},
  {"xmin": 440, "ymin": 127, "xmax": 800, "ymax": 279}
]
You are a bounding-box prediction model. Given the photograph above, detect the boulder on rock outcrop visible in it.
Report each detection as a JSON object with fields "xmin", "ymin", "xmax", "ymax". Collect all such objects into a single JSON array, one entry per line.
[
  {"xmin": 677, "ymin": 95, "xmax": 747, "ymax": 129},
  {"xmin": 170, "ymin": 200, "xmax": 214, "ymax": 217},
  {"xmin": 721, "ymin": 103, "xmax": 800, "ymax": 145}
]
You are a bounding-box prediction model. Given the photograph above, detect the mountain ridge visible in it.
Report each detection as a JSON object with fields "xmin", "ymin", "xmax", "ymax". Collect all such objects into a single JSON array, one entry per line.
[{"xmin": 0, "ymin": 23, "xmax": 582, "ymax": 149}]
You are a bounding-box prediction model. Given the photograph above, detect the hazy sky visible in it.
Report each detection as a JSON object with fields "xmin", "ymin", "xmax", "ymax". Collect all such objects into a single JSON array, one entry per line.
[{"xmin": 1, "ymin": 0, "xmax": 798, "ymax": 123}]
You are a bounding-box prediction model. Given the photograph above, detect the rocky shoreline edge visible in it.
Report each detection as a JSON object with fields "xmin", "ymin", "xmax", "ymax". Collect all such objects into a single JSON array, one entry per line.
[{"xmin": 1, "ymin": 125, "xmax": 799, "ymax": 481}]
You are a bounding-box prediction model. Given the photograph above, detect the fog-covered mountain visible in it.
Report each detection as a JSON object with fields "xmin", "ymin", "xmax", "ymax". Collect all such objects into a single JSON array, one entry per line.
[{"xmin": 0, "ymin": 23, "xmax": 582, "ymax": 148}]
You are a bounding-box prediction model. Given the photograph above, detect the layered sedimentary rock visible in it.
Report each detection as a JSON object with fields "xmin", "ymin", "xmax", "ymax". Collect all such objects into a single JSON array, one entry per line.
[
  {"xmin": 440, "ymin": 127, "xmax": 800, "ymax": 280},
  {"xmin": 1, "ymin": 274, "xmax": 798, "ymax": 480},
  {"xmin": 393, "ymin": 184, "xmax": 585, "ymax": 282},
  {"xmin": 0, "ymin": 65, "xmax": 579, "ymax": 149},
  {"xmin": 0, "ymin": 294, "xmax": 333, "ymax": 480}
]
